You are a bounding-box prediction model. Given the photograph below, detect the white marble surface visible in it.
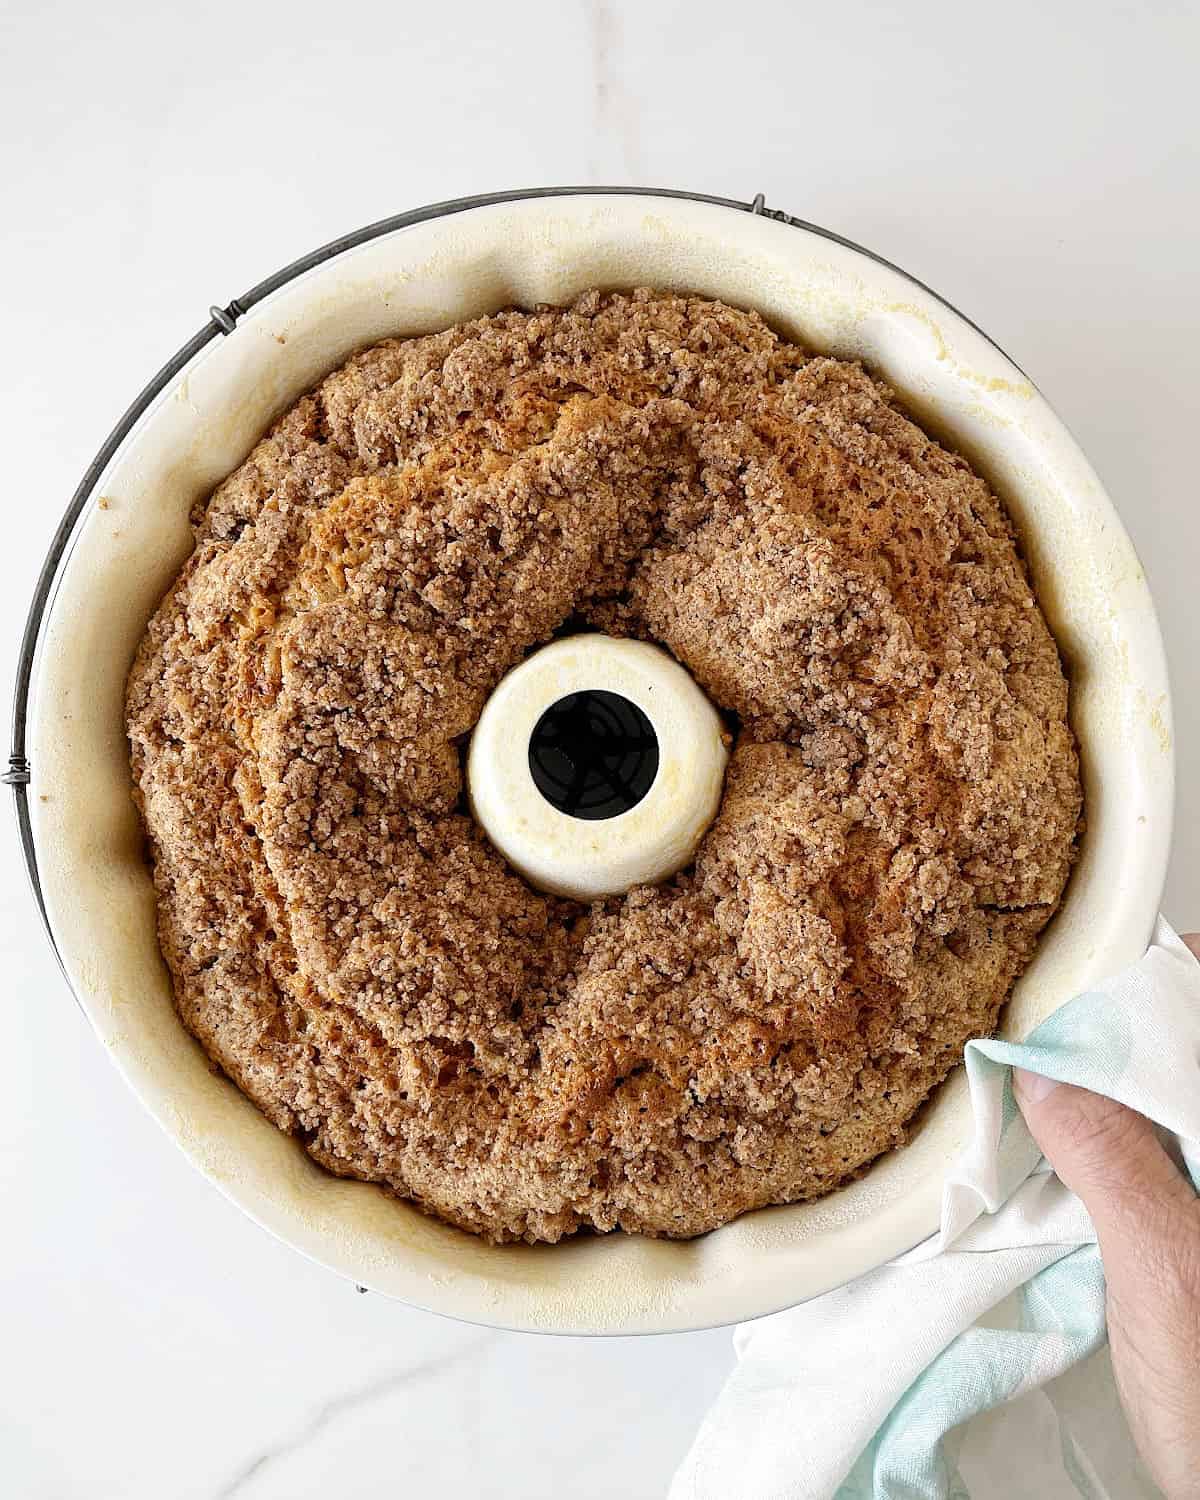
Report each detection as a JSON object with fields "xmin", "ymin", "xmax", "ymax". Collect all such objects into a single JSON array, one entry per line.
[{"xmin": 2, "ymin": 1, "xmax": 1198, "ymax": 1495}]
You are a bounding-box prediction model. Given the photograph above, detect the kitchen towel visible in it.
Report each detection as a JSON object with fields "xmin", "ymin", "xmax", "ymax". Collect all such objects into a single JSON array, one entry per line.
[{"xmin": 672, "ymin": 919, "xmax": 1200, "ymax": 1500}]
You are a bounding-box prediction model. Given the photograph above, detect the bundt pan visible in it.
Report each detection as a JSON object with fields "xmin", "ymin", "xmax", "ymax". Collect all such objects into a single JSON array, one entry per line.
[{"xmin": 10, "ymin": 189, "xmax": 1173, "ymax": 1334}]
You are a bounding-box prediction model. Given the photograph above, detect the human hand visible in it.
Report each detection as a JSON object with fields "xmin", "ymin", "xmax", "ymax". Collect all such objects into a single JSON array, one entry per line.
[{"xmin": 1015, "ymin": 934, "xmax": 1200, "ymax": 1500}]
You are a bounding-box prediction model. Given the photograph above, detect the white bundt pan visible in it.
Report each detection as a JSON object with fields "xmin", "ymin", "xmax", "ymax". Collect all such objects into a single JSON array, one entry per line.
[{"xmin": 14, "ymin": 189, "xmax": 1173, "ymax": 1334}]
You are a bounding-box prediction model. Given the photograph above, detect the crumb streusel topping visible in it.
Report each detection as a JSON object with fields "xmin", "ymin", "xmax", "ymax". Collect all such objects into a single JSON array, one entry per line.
[{"xmin": 127, "ymin": 291, "xmax": 1081, "ymax": 1243}]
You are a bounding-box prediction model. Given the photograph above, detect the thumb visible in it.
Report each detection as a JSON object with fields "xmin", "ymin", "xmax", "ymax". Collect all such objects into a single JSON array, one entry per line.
[
  {"xmin": 1013, "ymin": 1070, "xmax": 1193, "ymax": 1230},
  {"xmin": 1015, "ymin": 937, "xmax": 1200, "ymax": 1500},
  {"xmin": 1014, "ymin": 929, "xmax": 1200, "ymax": 1230}
]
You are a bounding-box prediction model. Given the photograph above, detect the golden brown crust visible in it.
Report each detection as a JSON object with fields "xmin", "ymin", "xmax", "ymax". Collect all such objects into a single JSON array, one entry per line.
[{"xmin": 126, "ymin": 290, "xmax": 1081, "ymax": 1243}]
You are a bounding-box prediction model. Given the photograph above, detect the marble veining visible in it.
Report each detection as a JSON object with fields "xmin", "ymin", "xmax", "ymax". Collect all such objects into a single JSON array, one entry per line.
[
  {"xmin": 216, "ymin": 1337, "xmax": 499, "ymax": 1497},
  {"xmin": 588, "ymin": 0, "xmax": 643, "ymax": 182}
]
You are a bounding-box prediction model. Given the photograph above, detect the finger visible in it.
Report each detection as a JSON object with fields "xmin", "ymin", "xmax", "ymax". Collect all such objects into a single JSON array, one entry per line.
[{"xmin": 1013, "ymin": 1071, "xmax": 1196, "ymax": 1231}]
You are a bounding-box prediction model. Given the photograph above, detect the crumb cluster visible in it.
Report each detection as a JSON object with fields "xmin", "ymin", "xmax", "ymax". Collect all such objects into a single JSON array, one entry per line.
[{"xmin": 127, "ymin": 291, "xmax": 1081, "ymax": 1243}]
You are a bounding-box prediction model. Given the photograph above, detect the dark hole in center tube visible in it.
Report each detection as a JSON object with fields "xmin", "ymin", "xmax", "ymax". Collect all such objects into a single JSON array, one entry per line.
[{"xmin": 528, "ymin": 690, "xmax": 659, "ymax": 821}]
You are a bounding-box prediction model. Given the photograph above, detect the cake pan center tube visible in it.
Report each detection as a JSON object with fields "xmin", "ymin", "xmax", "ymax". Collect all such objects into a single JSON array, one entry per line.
[{"xmin": 467, "ymin": 635, "xmax": 729, "ymax": 900}]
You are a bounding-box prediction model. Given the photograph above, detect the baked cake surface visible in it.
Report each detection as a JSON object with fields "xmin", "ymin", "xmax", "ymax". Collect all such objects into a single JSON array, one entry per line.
[{"xmin": 126, "ymin": 291, "xmax": 1081, "ymax": 1243}]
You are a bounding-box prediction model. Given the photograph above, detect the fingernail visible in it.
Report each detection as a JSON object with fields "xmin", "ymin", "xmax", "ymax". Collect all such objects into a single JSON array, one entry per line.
[{"xmin": 1015, "ymin": 1067, "xmax": 1059, "ymax": 1104}]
